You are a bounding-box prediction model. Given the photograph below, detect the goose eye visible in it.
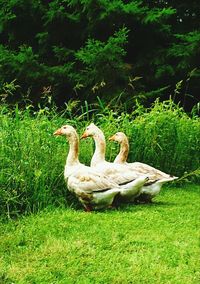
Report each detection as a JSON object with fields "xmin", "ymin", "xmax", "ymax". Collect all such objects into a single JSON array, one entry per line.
[{"xmin": 63, "ymin": 126, "xmax": 67, "ymax": 129}]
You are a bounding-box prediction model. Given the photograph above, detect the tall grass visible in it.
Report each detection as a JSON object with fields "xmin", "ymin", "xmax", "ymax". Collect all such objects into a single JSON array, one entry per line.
[
  {"xmin": 1, "ymin": 106, "xmax": 66, "ymax": 217},
  {"xmin": 1, "ymin": 100, "xmax": 199, "ymax": 217},
  {"xmin": 94, "ymin": 100, "xmax": 200, "ymax": 178}
]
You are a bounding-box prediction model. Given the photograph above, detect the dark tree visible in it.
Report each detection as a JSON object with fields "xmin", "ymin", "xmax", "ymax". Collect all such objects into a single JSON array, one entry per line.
[{"xmin": 0, "ymin": 0, "xmax": 199, "ymax": 110}]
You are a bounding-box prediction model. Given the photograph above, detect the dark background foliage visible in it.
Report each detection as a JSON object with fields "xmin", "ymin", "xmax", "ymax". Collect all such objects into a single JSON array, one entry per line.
[{"xmin": 0, "ymin": 0, "xmax": 199, "ymax": 110}]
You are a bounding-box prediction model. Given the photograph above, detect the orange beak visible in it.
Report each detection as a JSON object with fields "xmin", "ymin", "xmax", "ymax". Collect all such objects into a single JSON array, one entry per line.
[
  {"xmin": 81, "ymin": 131, "xmax": 89, "ymax": 139},
  {"xmin": 53, "ymin": 128, "xmax": 62, "ymax": 136},
  {"xmin": 109, "ymin": 135, "xmax": 115, "ymax": 141}
]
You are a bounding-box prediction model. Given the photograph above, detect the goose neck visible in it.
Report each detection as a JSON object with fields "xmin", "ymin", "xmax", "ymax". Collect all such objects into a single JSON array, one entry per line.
[
  {"xmin": 91, "ymin": 132, "xmax": 106, "ymax": 166},
  {"xmin": 66, "ymin": 134, "xmax": 80, "ymax": 167},
  {"xmin": 115, "ymin": 140, "xmax": 129, "ymax": 163}
]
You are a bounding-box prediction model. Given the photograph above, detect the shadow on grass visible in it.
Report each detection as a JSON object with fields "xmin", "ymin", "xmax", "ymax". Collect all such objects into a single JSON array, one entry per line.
[
  {"xmin": 148, "ymin": 201, "xmax": 178, "ymax": 206},
  {"xmin": 72, "ymin": 200, "xmax": 179, "ymax": 214}
]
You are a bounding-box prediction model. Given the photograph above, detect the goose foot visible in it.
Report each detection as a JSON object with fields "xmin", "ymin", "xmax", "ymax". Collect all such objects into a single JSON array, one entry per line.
[
  {"xmin": 84, "ymin": 205, "xmax": 93, "ymax": 212},
  {"xmin": 108, "ymin": 205, "xmax": 117, "ymax": 210},
  {"xmin": 135, "ymin": 194, "xmax": 153, "ymax": 204}
]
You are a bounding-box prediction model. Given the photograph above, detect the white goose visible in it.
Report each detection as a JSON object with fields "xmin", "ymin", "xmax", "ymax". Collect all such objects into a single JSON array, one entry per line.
[
  {"xmin": 81, "ymin": 123, "xmax": 149, "ymax": 202},
  {"xmin": 54, "ymin": 125, "xmax": 148, "ymax": 210},
  {"xmin": 109, "ymin": 131, "xmax": 178, "ymax": 202}
]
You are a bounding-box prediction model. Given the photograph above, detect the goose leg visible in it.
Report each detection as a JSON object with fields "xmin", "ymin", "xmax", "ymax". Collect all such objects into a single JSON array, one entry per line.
[
  {"xmin": 84, "ymin": 204, "xmax": 93, "ymax": 212},
  {"xmin": 135, "ymin": 193, "xmax": 153, "ymax": 204}
]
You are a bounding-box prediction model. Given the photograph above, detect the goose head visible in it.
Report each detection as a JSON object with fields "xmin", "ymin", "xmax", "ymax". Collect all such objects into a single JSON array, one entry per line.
[
  {"xmin": 54, "ymin": 125, "xmax": 80, "ymax": 167},
  {"xmin": 81, "ymin": 123, "xmax": 101, "ymax": 139},
  {"xmin": 54, "ymin": 125, "xmax": 77, "ymax": 140},
  {"xmin": 109, "ymin": 132, "xmax": 129, "ymax": 164},
  {"xmin": 109, "ymin": 132, "xmax": 128, "ymax": 144}
]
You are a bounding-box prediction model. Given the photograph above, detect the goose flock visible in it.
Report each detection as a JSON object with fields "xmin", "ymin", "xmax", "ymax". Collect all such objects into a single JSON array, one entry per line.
[{"xmin": 54, "ymin": 123, "xmax": 178, "ymax": 211}]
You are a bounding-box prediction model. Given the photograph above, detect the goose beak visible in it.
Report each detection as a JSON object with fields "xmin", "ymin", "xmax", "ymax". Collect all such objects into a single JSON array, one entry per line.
[
  {"xmin": 54, "ymin": 128, "xmax": 62, "ymax": 136},
  {"xmin": 80, "ymin": 131, "xmax": 88, "ymax": 139},
  {"xmin": 109, "ymin": 135, "xmax": 115, "ymax": 141}
]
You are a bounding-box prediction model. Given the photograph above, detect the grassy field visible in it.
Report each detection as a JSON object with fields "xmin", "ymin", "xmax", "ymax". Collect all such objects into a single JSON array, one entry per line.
[{"xmin": 0, "ymin": 184, "xmax": 199, "ymax": 284}]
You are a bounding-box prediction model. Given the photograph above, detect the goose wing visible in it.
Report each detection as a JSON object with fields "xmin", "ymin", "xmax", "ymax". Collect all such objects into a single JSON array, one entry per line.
[
  {"xmin": 128, "ymin": 162, "xmax": 174, "ymax": 180},
  {"xmin": 93, "ymin": 162, "xmax": 138, "ymax": 185},
  {"xmin": 67, "ymin": 168, "xmax": 120, "ymax": 194}
]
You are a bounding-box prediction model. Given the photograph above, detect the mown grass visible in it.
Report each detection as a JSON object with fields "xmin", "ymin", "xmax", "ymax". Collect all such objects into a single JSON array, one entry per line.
[
  {"xmin": 1, "ymin": 100, "xmax": 200, "ymax": 217},
  {"xmin": 0, "ymin": 185, "xmax": 199, "ymax": 283}
]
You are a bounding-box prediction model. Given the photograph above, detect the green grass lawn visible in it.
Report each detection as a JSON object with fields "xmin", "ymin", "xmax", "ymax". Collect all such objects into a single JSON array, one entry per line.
[{"xmin": 0, "ymin": 185, "xmax": 199, "ymax": 284}]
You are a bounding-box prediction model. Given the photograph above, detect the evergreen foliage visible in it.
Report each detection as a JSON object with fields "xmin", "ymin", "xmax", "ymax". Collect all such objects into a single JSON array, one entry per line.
[{"xmin": 0, "ymin": 0, "xmax": 199, "ymax": 108}]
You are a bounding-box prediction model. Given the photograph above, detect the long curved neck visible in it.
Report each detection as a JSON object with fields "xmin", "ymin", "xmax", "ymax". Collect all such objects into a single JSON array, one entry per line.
[
  {"xmin": 114, "ymin": 140, "xmax": 129, "ymax": 164},
  {"xmin": 66, "ymin": 133, "xmax": 80, "ymax": 167},
  {"xmin": 91, "ymin": 131, "xmax": 106, "ymax": 166}
]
